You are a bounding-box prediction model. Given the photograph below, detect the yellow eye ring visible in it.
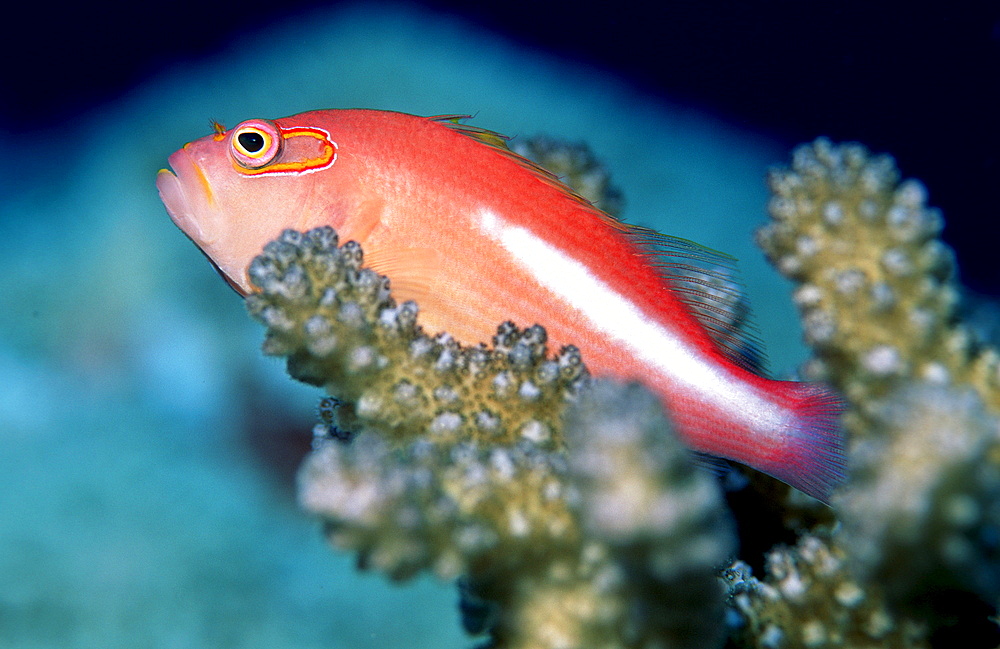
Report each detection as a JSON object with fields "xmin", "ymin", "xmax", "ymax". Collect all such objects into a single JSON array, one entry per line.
[{"xmin": 229, "ymin": 120, "xmax": 282, "ymax": 168}]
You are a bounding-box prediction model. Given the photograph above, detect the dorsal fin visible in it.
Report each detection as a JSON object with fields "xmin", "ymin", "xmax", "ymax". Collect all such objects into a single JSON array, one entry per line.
[
  {"xmin": 431, "ymin": 115, "xmax": 511, "ymax": 149},
  {"xmin": 629, "ymin": 226, "xmax": 767, "ymax": 373},
  {"xmin": 431, "ymin": 115, "xmax": 766, "ymax": 374}
]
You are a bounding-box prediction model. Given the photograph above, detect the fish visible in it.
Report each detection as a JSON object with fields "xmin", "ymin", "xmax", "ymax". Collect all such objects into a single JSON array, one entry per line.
[{"xmin": 157, "ymin": 109, "xmax": 844, "ymax": 502}]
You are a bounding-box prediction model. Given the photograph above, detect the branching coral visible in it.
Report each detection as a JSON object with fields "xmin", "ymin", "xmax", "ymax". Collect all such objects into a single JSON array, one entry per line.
[
  {"xmin": 836, "ymin": 384, "xmax": 1000, "ymax": 604},
  {"xmin": 246, "ymin": 227, "xmax": 586, "ymax": 449},
  {"xmin": 749, "ymin": 138, "xmax": 1000, "ymax": 643},
  {"xmin": 756, "ymin": 138, "xmax": 1000, "ymax": 422},
  {"xmin": 565, "ymin": 381, "xmax": 735, "ymax": 649},
  {"xmin": 238, "ymin": 137, "xmax": 1000, "ymax": 648},
  {"xmin": 726, "ymin": 533, "xmax": 929, "ymax": 649},
  {"xmin": 248, "ymin": 227, "xmax": 736, "ymax": 648}
]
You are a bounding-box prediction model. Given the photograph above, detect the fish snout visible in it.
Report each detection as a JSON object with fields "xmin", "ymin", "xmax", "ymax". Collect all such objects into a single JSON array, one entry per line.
[{"xmin": 156, "ymin": 150, "xmax": 214, "ymax": 245}]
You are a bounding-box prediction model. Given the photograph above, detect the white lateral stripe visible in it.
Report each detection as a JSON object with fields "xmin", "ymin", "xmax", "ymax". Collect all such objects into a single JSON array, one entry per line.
[{"xmin": 477, "ymin": 209, "xmax": 786, "ymax": 432}]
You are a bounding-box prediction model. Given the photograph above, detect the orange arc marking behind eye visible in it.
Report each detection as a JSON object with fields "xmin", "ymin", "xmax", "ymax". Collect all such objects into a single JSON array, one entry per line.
[{"xmin": 235, "ymin": 126, "xmax": 337, "ymax": 176}]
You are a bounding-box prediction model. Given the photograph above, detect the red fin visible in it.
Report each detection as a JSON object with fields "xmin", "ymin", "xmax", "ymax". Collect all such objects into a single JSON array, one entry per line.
[{"xmin": 769, "ymin": 383, "xmax": 846, "ymax": 504}]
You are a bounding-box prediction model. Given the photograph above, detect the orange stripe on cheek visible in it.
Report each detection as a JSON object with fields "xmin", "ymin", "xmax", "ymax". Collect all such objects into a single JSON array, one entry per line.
[{"xmin": 192, "ymin": 162, "xmax": 216, "ymax": 206}]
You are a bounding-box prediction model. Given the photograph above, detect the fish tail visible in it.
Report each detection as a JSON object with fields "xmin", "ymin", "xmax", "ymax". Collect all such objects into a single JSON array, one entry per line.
[{"xmin": 767, "ymin": 382, "xmax": 846, "ymax": 503}]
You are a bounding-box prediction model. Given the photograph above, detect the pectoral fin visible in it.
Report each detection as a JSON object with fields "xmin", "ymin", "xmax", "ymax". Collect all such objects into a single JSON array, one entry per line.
[{"xmin": 364, "ymin": 246, "xmax": 443, "ymax": 306}]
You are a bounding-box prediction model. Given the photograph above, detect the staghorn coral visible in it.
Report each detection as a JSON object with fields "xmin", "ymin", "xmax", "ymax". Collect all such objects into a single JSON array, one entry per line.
[
  {"xmin": 239, "ymin": 136, "xmax": 1000, "ymax": 648},
  {"xmin": 454, "ymin": 381, "xmax": 734, "ymax": 649},
  {"xmin": 835, "ymin": 384, "xmax": 1000, "ymax": 604},
  {"xmin": 756, "ymin": 138, "xmax": 1000, "ymax": 425},
  {"xmin": 726, "ymin": 533, "xmax": 929, "ymax": 649},
  {"xmin": 749, "ymin": 138, "xmax": 1000, "ymax": 644},
  {"xmin": 246, "ymin": 227, "xmax": 586, "ymax": 450},
  {"xmin": 564, "ymin": 381, "xmax": 735, "ymax": 649},
  {"xmin": 249, "ymin": 227, "xmax": 736, "ymax": 648}
]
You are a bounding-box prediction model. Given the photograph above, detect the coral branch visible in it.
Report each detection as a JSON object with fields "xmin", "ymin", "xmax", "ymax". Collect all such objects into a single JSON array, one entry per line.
[
  {"xmin": 248, "ymin": 227, "xmax": 736, "ymax": 648},
  {"xmin": 240, "ymin": 137, "xmax": 1000, "ymax": 648},
  {"xmin": 756, "ymin": 138, "xmax": 1000, "ymax": 423},
  {"xmin": 726, "ymin": 534, "xmax": 929, "ymax": 649},
  {"xmin": 246, "ymin": 227, "xmax": 587, "ymax": 449},
  {"xmin": 753, "ymin": 138, "xmax": 1000, "ymax": 642}
]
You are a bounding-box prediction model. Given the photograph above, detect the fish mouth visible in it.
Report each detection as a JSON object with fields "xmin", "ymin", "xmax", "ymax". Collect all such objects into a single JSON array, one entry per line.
[
  {"xmin": 156, "ymin": 151, "xmax": 249, "ymax": 297},
  {"xmin": 156, "ymin": 150, "xmax": 213, "ymax": 245}
]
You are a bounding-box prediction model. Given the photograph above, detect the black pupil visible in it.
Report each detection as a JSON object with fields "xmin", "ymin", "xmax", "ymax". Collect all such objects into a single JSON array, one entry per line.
[{"xmin": 238, "ymin": 132, "xmax": 265, "ymax": 153}]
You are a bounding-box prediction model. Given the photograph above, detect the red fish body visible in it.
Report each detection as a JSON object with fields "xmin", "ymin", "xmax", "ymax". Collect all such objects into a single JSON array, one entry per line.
[{"xmin": 157, "ymin": 109, "xmax": 843, "ymax": 501}]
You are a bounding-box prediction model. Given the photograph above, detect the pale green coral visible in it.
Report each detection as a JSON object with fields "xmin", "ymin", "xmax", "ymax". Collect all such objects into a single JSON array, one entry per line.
[
  {"xmin": 241, "ymin": 137, "xmax": 1000, "ymax": 648},
  {"xmin": 836, "ymin": 384, "xmax": 1000, "ymax": 604},
  {"xmin": 250, "ymin": 227, "xmax": 736, "ymax": 649},
  {"xmin": 565, "ymin": 381, "xmax": 735, "ymax": 649},
  {"xmin": 246, "ymin": 228, "xmax": 586, "ymax": 450},
  {"xmin": 726, "ymin": 534, "xmax": 929, "ymax": 649},
  {"xmin": 752, "ymin": 138, "xmax": 1000, "ymax": 641},
  {"xmin": 299, "ymin": 434, "xmax": 576, "ymax": 582},
  {"xmin": 756, "ymin": 138, "xmax": 1000, "ymax": 427}
]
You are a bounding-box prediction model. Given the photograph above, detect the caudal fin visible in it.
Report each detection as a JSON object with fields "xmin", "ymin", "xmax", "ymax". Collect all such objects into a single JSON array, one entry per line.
[{"xmin": 770, "ymin": 383, "xmax": 846, "ymax": 504}]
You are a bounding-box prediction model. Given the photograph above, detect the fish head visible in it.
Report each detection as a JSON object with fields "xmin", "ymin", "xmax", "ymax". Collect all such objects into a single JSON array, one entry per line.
[{"xmin": 157, "ymin": 115, "xmax": 349, "ymax": 294}]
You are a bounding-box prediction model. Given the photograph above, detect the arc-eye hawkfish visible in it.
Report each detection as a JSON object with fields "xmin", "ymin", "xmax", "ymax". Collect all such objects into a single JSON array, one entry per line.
[{"xmin": 157, "ymin": 109, "xmax": 844, "ymax": 502}]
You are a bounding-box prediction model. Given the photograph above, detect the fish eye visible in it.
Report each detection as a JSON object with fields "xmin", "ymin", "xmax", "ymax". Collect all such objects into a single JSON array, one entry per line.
[
  {"xmin": 229, "ymin": 120, "xmax": 281, "ymax": 168},
  {"xmin": 238, "ymin": 131, "xmax": 264, "ymax": 152}
]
